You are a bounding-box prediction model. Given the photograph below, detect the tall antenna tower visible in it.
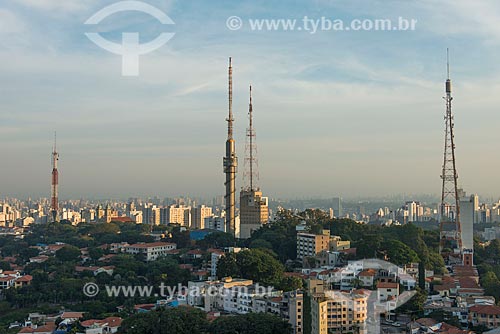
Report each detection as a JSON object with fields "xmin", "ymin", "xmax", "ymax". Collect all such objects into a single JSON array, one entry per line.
[
  {"xmin": 244, "ymin": 85, "xmax": 259, "ymax": 191},
  {"xmin": 439, "ymin": 49, "xmax": 462, "ymax": 262},
  {"xmin": 51, "ymin": 132, "xmax": 59, "ymax": 222},
  {"xmin": 223, "ymin": 57, "xmax": 237, "ymax": 235}
]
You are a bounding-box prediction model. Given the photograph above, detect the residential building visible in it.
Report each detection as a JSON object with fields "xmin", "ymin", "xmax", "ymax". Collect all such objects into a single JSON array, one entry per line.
[
  {"xmin": 124, "ymin": 242, "xmax": 177, "ymax": 261},
  {"xmin": 191, "ymin": 205, "xmax": 213, "ymax": 229},
  {"xmin": 311, "ymin": 290, "xmax": 367, "ymax": 334},
  {"xmin": 297, "ymin": 230, "xmax": 333, "ymax": 260},
  {"xmin": 377, "ymin": 282, "xmax": 399, "ymax": 302},
  {"xmin": 167, "ymin": 205, "xmax": 191, "ymax": 226},
  {"xmin": 239, "ymin": 190, "xmax": 269, "ymax": 239},
  {"xmin": 468, "ymin": 305, "xmax": 500, "ymax": 329}
]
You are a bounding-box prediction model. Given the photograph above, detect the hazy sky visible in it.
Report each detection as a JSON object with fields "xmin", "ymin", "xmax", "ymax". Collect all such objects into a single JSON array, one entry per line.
[{"xmin": 1, "ymin": 0, "xmax": 500, "ymax": 199}]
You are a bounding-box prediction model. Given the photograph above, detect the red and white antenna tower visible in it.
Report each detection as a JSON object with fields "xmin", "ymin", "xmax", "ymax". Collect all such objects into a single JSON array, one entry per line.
[{"xmin": 51, "ymin": 132, "xmax": 59, "ymax": 222}]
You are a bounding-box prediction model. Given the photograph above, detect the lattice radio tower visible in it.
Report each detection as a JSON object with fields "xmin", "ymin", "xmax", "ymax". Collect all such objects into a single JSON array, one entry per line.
[{"xmin": 439, "ymin": 49, "xmax": 463, "ymax": 262}]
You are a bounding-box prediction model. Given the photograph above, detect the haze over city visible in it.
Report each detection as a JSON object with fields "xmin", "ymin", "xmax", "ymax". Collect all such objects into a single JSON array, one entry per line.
[{"xmin": 1, "ymin": 0, "xmax": 500, "ymax": 199}]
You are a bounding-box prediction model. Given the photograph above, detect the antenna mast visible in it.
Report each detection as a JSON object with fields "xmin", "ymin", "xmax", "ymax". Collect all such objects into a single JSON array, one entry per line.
[
  {"xmin": 439, "ymin": 49, "xmax": 463, "ymax": 264},
  {"xmin": 51, "ymin": 132, "xmax": 59, "ymax": 222},
  {"xmin": 244, "ymin": 85, "xmax": 259, "ymax": 191}
]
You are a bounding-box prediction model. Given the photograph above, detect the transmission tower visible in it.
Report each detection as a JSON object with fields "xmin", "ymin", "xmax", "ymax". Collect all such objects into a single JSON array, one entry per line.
[
  {"xmin": 439, "ymin": 49, "xmax": 463, "ymax": 263},
  {"xmin": 50, "ymin": 132, "xmax": 59, "ymax": 222},
  {"xmin": 243, "ymin": 85, "xmax": 259, "ymax": 191}
]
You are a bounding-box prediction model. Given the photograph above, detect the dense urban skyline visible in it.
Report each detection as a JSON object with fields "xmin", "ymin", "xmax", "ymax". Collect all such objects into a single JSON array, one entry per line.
[{"xmin": 2, "ymin": 0, "xmax": 500, "ymax": 198}]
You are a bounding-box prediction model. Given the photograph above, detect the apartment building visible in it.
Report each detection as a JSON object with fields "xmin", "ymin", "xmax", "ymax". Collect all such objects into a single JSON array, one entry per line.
[
  {"xmin": 468, "ymin": 305, "xmax": 500, "ymax": 329},
  {"xmin": 124, "ymin": 242, "xmax": 177, "ymax": 261},
  {"xmin": 297, "ymin": 230, "xmax": 334, "ymax": 260},
  {"xmin": 311, "ymin": 290, "xmax": 368, "ymax": 334}
]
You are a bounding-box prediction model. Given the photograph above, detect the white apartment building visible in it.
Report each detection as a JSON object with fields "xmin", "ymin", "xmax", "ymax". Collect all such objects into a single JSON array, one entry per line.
[{"xmin": 124, "ymin": 242, "xmax": 176, "ymax": 261}]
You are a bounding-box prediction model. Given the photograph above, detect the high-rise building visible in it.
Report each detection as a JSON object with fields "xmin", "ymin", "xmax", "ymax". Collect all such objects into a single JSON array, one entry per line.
[
  {"xmin": 239, "ymin": 190, "xmax": 269, "ymax": 239},
  {"xmin": 167, "ymin": 205, "xmax": 191, "ymax": 226},
  {"xmin": 459, "ymin": 190, "xmax": 475, "ymax": 263},
  {"xmin": 297, "ymin": 230, "xmax": 332, "ymax": 260},
  {"xmin": 192, "ymin": 205, "xmax": 213, "ymax": 229},
  {"xmin": 331, "ymin": 198, "xmax": 342, "ymax": 217},
  {"xmin": 310, "ymin": 290, "xmax": 367, "ymax": 334}
]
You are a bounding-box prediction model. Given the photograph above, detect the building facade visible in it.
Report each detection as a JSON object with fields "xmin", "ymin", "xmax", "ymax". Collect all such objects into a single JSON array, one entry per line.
[{"xmin": 239, "ymin": 190, "xmax": 269, "ymax": 239}]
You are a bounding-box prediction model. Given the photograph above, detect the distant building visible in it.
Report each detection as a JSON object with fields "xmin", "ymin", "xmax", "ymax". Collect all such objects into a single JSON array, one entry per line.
[
  {"xmin": 167, "ymin": 205, "xmax": 191, "ymax": 226},
  {"xmin": 191, "ymin": 205, "xmax": 213, "ymax": 229},
  {"xmin": 459, "ymin": 191, "xmax": 476, "ymax": 252},
  {"xmin": 239, "ymin": 190, "xmax": 269, "ymax": 239},
  {"xmin": 205, "ymin": 215, "xmax": 240, "ymax": 237},
  {"xmin": 331, "ymin": 198, "xmax": 342, "ymax": 217}
]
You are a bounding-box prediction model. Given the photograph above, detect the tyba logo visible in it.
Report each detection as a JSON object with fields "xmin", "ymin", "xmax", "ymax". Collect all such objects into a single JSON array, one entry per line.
[{"xmin": 85, "ymin": 1, "xmax": 175, "ymax": 76}]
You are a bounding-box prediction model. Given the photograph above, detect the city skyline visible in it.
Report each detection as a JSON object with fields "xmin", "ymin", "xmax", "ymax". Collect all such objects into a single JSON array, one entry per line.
[{"xmin": 2, "ymin": 0, "xmax": 500, "ymax": 198}]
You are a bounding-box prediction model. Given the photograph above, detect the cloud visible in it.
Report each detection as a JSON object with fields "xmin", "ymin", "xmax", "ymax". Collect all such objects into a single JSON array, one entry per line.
[
  {"xmin": 13, "ymin": 0, "xmax": 96, "ymax": 13},
  {"xmin": 0, "ymin": 9, "xmax": 25, "ymax": 34}
]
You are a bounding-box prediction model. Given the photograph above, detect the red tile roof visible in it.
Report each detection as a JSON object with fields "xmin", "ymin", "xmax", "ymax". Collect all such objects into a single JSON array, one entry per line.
[
  {"xmin": 60, "ymin": 312, "xmax": 84, "ymax": 319},
  {"xmin": 16, "ymin": 275, "xmax": 33, "ymax": 282},
  {"xmin": 359, "ymin": 269, "xmax": 376, "ymax": 277},
  {"xmin": 377, "ymin": 282, "xmax": 398, "ymax": 289},
  {"xmin": 129, "ymin": 242, "xmax": 176, "ymax": 248},
  {"xmin": 469, "ymin": 304, "xmax": 500, "ymax": 315}
]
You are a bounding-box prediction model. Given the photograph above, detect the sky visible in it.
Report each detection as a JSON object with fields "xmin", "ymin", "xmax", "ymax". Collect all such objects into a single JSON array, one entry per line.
[{"xmin": 1, "ymin": 0, "xmax": 500, "ymax": 200}]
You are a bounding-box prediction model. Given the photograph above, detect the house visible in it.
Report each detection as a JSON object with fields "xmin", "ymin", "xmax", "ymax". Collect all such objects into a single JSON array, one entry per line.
[
  {"xmin": 60, "ymin": 312, "xmax": 84, "ymax": 321},
  {"xmin": 0, "ymin": 275, "xmax": 16, "ymax": 290},
  {"xmin": 193, "ymin": 270, "xmax": 209, "ymax": 280},
  {"xmin": 377, "ymin": 282, "xmax": 399, "ymax": 302},
  {"xmin": 134, "ymin": 304, "xmax": 156, "ymax": 313},
  {"xmin": 81, "ymin": 317, "xmax": 123, "ymax": 334},
  {"xmin": 14, "ymin": 275, "xmax": 33, "ymax": 288},
  {"xmin": 358, "ymin": 269, "xmax": 376, "ymax": 287},
  {"xmin": 46, "ymin": 243, "xmax": 66, "ymax": 254},
  {"xmin": 0, "ymin": 271, "xmax": 31, "ymax": 290},
  {"xmin": 399, "ymin": 273, "xmax": 417, "ymax": 290},
  {"xmin": 186, "ymin": 249, "xmax": 204, "ymax": 259},
  {"xmin": 408, "ymin": 318, "xmax": 472, "ymax": 334},
  {"xmin": 75, "ymin": 266, "xmax": 115, "ymax": 276},
  {"xmin": 29, "ymin": 255, "xmax": 49, "ymax": 263},
  {"xmin": 17, "ymin": 323, "xmax": 56, "ymax": 334}
]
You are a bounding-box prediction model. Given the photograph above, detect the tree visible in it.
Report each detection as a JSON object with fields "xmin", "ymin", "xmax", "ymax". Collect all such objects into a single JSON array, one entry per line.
[
  {"xmin": 485, "ymin": 239, "xmax": 500, "ymax": 264},
  {"xmin": 426, "ymin": 251, "xmax": 446, "ymax": 275},
  {"xmin": 0, "ymin": 261, "xmax": 10, "ymax": 271},
  {"xmin": 397, "ymin": 288, "xmax": 427, "ymax": 319},
  {"xmin": 120, "ymin": 307, "xmax": 209, "ymax": 334},
  {"xmin": 480, "ymin": 271, "xmax": 500, "ymax": 301},
  {"xmin": 210, "ymin": 313, "xmax": 292, "ymax": 334},
  {"xmin": 56, "ymin": 245, "xmax": 81, "ymax": 262},
  {"xmin": 249, "ymin": 239, "xmax": 273, "ymax": 250},
  {"xmin": 198, "ymin": 232, "xmax": 235, "ymax": 249},
  {"xmin": 217, "ymin": 249, "xmax": 285, "ymax": 286},
  {"xmin": 276, "ymin": 276, "xmax": 303, "ymax": 292},
  {"xmin": 382, "ymin": 239, "xmax": 420, "ymax": 266},
  {"xmin": 216, "ymin": 253, "xmax": 239, "ymax": 278},
  {"xmin": 88, "ymin": 247, "xmax": 104, "ymax": 261}
]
